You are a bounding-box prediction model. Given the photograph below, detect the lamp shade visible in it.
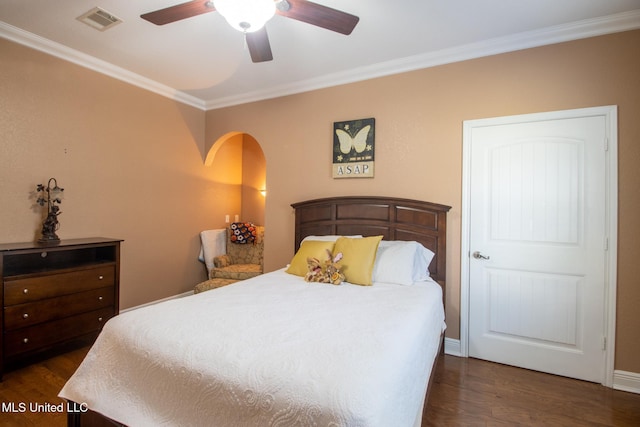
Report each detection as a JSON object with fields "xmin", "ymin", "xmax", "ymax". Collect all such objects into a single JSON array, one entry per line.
[{"xmin": 214, "ymin": 0, "xmax": 276, "ymax": 33}]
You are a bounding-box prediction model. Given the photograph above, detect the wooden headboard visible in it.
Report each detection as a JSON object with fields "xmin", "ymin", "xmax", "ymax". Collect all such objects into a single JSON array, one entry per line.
[{"xmin": 291, "ymin": 196, "xmax": 451, "ymax": 286}]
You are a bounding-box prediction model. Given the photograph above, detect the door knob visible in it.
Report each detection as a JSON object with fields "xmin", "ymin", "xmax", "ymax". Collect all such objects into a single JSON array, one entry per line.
[{"xmin": 472, "ymin": 251, "xmax": 490, "ymax": 260}]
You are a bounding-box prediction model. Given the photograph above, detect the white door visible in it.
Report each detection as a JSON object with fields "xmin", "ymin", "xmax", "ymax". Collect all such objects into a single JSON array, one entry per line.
[{"xmin": 464, "ymin": 107, "xmax": 616, "ymax": 383}]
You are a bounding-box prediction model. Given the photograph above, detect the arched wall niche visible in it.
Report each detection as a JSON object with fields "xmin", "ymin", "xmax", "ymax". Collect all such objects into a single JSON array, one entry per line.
[{"xmin": 206, "ymin": 132, "xmax": 266, "ymax": 226}]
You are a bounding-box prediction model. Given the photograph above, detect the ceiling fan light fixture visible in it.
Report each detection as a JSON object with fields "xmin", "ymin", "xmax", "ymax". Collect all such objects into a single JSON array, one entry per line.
[{"xmin": 213, "ymin": 0, "xmax": 276, "ymax": 33}]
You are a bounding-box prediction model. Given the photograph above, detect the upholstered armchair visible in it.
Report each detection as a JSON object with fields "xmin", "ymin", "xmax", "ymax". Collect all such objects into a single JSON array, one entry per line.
[{"xmin": 208, "ymin": 225, "xmax": 264, "ymax": 281}]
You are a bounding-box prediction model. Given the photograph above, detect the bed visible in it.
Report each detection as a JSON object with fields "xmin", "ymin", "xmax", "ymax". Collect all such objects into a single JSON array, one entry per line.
[{"xmin": 62, "ymin": 196, "xmax": 451, "ymax": 427}]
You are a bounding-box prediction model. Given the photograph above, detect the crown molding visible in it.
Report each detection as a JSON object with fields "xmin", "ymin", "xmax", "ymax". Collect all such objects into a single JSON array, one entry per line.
[
  {"xmin": 2, "ymin": 10, "xmax": 639, "ymax": 112},
  {"xmin": 0, "ymin": 21, "xmax": 206, "ymax": 110},
  {"xmin": 205, "ymin": 9, "xmax": 640, "ymax": 109}
]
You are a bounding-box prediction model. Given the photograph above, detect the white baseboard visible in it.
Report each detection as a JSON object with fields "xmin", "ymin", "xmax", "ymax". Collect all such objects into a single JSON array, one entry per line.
[
  {"xmin": 443, "ymin": 338, "xmax": 639, "ymax": 394},
  {"xmin": 613, "ymin": 370, "xmax": 640, "ymax": 394},
  {"xmin": 119, "ymin": 290, "xmax": 194, "ymax": 314},
  {"xmin": 444, "ymin": 338, "xmax": 462, "ymax": 357}
]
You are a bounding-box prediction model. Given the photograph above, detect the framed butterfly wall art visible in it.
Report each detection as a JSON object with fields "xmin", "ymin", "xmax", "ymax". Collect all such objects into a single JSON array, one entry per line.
[{"xmin": 332, "ymin": 118, "xmax": 375, "ymax": 178}]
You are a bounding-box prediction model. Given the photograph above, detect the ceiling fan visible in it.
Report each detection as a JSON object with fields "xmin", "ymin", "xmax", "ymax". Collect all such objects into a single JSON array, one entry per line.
[{"xmin": 141, "ymin": 0, "xmax": 359, "ymax": 63}]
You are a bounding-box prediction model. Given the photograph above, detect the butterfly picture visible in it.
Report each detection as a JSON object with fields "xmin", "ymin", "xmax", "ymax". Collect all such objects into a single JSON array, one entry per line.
[
  {"xmin": 336, "ymin": 124, "xmax": 371, "ymax": 154},
  {"xmin": 332, "ymin": 118, "xmax": 375, "ymax": 179}
]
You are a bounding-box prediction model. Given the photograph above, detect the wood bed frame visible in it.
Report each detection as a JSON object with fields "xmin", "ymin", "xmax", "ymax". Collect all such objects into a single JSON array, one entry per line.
[{"xmin": 68, "ymin": 196, "xmax": 451, "ymax": 427}]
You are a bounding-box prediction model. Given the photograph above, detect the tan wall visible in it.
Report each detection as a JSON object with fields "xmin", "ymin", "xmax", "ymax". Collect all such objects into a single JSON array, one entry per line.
[
  {"xmin": 204, "ymin": 133, "xmax": 265, "ymax": 225},
  {"xmin": 0, "ymin": 38, "xmax": 237, "ymax": 308},
  {"xmin": 240, "ymin": 134, "xmax": 266, "ymax": 225},
  {"xmin": 205, "ymin": 30, "xmax": 640, "ymax": 373},
  {"xmin": 209, "ymin": 133, "xmax": 243, "ymax": 224}
]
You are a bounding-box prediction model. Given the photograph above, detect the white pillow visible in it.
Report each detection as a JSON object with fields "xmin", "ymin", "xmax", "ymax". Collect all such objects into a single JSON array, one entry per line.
[
  {"xmin": 301, "ymin": 235, "xmax": 362, "ymax": 242},
  {"xmin": 413, "ymin": 243, "xmax": 435, "ymax": 281},
  {"xmin": 372, "ymin": 241, "xmax": 435, "ymax": 285}
]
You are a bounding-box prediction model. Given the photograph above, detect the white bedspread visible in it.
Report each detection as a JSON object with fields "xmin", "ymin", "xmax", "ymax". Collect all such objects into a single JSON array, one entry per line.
[{"xmin": 60, "ymin": 269, "xmax": 445, "ymax": 427}]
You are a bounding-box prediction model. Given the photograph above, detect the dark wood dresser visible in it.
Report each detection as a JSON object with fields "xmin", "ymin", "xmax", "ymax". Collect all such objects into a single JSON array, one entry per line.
[{"xmin": 0, "ymin": 237, "xmax": 121, "ymax": 378}]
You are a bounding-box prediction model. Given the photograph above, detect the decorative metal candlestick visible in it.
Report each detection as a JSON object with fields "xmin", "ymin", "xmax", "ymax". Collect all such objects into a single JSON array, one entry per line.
[{"xmin": 36, "ymin": 178, "xmax": 64, "ymax": 243}]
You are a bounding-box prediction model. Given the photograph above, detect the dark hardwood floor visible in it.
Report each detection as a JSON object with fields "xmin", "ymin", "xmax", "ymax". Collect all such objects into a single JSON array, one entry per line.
[
  {"xmin": 425, "ymin": 354, "xmax": 640, "ymax": 426},
  {"xmin": 0, "ymin": 346, "xmax": 89, "ymax": 427},
  {"xmin": 1, "ymin": 348, "xmax": 639, "ymax": 426}
]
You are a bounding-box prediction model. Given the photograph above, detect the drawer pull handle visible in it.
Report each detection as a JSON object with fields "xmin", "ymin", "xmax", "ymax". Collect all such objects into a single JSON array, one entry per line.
[
  {"xmin": 23, "ymin": 338, "xmax": 29, "ymax": 344},
  {"xmin": 23, "ymin": 288, "xmax": 29, "ymax": 294},
  {"xmin": 98, "ymin": 317, "xmax": 103, "ymax": 322},
  {"xmin": 23, "ymin": 313, "xmax": 29, "ymax": 319},
  {"xmin": 98, "ymin": 275, "xmax": 104, "ymax": 280},
  {"xmin": 98, "ymin": 296, "xmax": 103, "ymax": 301}
]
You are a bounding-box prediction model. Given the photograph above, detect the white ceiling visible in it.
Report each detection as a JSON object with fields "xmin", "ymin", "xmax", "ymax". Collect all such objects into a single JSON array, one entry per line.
[{"xmin": 1, "ymin": 1, "xmax": 639, "ymax": 110}]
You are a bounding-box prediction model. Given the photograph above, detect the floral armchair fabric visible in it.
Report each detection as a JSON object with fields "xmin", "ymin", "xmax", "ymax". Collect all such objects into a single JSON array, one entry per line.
[{"xmin": 208, "ymin": 225, "xmax": 264, "ymax": 281}]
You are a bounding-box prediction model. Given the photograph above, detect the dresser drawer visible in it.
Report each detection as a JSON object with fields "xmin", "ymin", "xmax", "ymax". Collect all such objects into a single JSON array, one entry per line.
[
  {"xmin": 4, "ymin": 286, "xmax": 114, "ymax": 331},
  {"xmin": 4, "ymin": 307, "xmax": 114, "ymax": 358},
  {"xmin": 4, "ymin": 265, "xmax": 114, "ymax": 305}
]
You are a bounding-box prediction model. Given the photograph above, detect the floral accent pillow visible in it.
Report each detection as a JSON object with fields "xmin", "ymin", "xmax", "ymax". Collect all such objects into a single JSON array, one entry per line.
[{"xmin": 230, "ymin": 222, "xmax": 257, "ymax": 244}]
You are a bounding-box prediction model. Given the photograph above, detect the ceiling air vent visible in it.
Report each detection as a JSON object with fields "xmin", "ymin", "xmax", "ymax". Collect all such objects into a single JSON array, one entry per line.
[{"xmin": 77, "ymin": 7, "xmax": 122, "ymax": 31}]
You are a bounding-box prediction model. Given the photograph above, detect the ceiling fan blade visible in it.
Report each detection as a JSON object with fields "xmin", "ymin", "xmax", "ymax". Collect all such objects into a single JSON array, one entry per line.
[
  {"xmin": 246, "ymin": 27, "xmax": 273, "ymax": 63},
  {"xmin": 141, "ymin": 0, "xmax": 216, "ymax": 26},
  {"xmin": 277, "ymin": 0, "xmax": 359, "ymax": 35}
]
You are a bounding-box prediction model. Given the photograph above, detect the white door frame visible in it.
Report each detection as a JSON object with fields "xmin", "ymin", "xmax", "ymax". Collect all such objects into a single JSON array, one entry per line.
[{"xmin": 460, "ymin": 106, "xmax": 618, "ymax": 386}]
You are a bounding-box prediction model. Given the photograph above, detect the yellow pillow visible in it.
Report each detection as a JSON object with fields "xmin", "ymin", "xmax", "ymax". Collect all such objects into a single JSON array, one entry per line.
[
  {"xmin": 285, "ymin": 240, "xmax": 336, "ymax": 277},
  {"xmin": 333, "ymin": 235, "xmax": 383, "ymax": 286}
]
